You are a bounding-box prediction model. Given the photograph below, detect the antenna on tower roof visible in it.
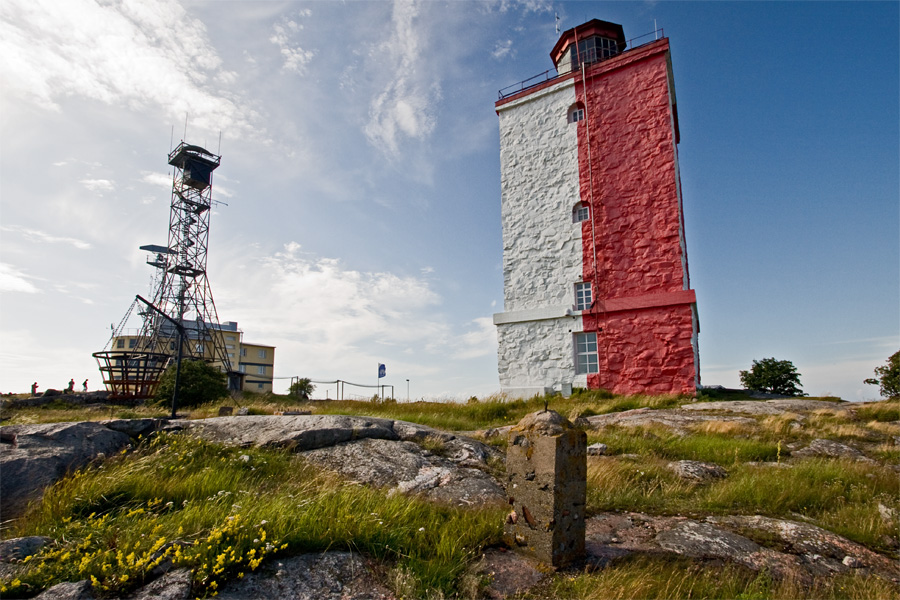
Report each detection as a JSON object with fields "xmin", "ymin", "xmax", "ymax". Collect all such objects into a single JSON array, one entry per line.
[{"xmin": 555, "ymin": 12, "xmax": 560, "ymax": 35}]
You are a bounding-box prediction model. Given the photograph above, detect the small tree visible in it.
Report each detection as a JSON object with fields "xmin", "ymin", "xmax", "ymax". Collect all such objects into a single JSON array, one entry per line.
[
  {"xmin": 154, "ymin": 359, "xmax": 229, "ymax": 408},
  {"xmin": 289, "ymin": 378, "xmax": 315, "ymax": 400},
  {"xmin": 739, "ymin": 357, "xmax": 805, "ymax": 397},
  {"xmin": 864, "ymin": 350, "xmax": 900, "ymax": 400}
]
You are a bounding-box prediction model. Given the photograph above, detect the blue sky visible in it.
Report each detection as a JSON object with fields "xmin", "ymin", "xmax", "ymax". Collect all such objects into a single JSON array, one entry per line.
[{"xmin": 1, "ymin": 1, "xmax": 896, "ymax": 401}]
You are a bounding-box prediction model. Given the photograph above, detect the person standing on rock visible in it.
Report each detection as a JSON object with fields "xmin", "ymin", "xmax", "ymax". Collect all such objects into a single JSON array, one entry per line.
[
  {"xmin": 82, "ymin": 379, "xmax": 88, "ymax": 392},
  {"xmin": 66, "ymin": 379, "xmax": 74, "ymax": 394},
  {"xmin": 31, "ymin": 382, "xmax": 38, "ymax": 396}
]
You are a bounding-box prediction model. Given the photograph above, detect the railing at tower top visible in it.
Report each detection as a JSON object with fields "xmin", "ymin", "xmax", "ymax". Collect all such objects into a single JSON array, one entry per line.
[{"xmin": 497, "ymin": 28, "xmax": 664, "ymax": 100}]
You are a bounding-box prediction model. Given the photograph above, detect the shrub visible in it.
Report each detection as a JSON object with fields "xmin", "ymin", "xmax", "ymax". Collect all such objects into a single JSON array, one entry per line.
[
  {"xmin": 739, "ymin": 357, "xmax": 805, "ymax": 396},
  {"xmin": 863, "ymin": 350, "xmax": 900, "ymax": 400},
  {"xmin": 288, "ymin": 378, "xmax": 315, "ymax": 400},
  {"xmin": 154, "ymin": 359, "xmax": 229, "ymax": 408}
]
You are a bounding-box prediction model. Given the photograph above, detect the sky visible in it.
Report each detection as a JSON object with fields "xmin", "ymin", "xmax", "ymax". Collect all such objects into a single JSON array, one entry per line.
[{"xmin": 1, "ymin": 0, "xmax": 897, "ymax": 402}]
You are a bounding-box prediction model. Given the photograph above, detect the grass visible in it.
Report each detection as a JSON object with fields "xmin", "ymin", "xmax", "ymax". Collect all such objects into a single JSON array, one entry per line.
[
  {"xmin": 2, "ymin": 394, "xmax": 898, "ymax": 599},
  {"xmin": 585, "ymin": 456, "xmax": 899, "ymax": 554},
  {"xmin": 588, "ymin": 425, "xmax": 781, "ymax": 463},
  {"xmin": 524, "ymin": 554, "xmax": 900, "ymax": 600},
  {"xmin": 855, "ymin": 402, "xmax": 900, "ymax": 423},
  {"xmin": 1, "ymin": 433, "xmax": 505, "ymax": 598},
  {"xmin": 0, "ymin": 390, "xmax": 692, "ymax": 430}
]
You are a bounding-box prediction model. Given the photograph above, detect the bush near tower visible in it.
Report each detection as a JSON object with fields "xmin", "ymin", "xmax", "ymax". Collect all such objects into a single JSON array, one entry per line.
[
  {"xmin": 154, "ymin": 359, "xmax": 229, "ymax": 407},
  {"xmin": 739, "ymin": 357, "xmax": 805, "ymax": 397},
  {"xmin": 864, "ymin": 350, "xmax": 900, "ymax": 400}
]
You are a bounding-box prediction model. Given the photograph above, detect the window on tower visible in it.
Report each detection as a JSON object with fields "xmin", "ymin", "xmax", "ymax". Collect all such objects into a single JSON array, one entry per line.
[
  {"xmin": 568, "ymin": 104, "xmax": 585, "ymax": 123},
  {"xmin": 575, "ymin": 332, "xmax": 599, "ymax": 374},
  {"xmin": 575, "ymin": 282, "xmax": 592, "ymax": 311},
  {"xmin": 569, "ymin": 36, "xmax": 621, "ymax": 71},
  {"xmin": 573, "ymin": 202, "xmax": 589, "ymax": 223}
]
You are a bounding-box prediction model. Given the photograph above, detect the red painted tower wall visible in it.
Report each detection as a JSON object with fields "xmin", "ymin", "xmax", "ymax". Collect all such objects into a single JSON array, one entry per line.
[{"xmin": 575, "ymin": 39, "xmax": 698, "ymax": 395}]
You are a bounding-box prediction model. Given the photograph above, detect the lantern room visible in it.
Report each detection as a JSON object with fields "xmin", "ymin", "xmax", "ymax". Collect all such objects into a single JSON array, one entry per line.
[{"xmin": 550, "ymin": 19, "xmax": 626, "ymax": 75}]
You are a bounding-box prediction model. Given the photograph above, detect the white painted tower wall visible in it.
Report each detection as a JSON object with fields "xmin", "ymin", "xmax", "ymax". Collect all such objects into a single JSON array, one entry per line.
[{"xmin": 493, "ymin": 79, "xmax": 586, "ymax": 398}]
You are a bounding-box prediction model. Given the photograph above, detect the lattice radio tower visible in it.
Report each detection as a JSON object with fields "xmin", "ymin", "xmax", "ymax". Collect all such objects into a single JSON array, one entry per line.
[{"xmin": 95, "ymin": 142, "xmax": 238, "ymax": 399}]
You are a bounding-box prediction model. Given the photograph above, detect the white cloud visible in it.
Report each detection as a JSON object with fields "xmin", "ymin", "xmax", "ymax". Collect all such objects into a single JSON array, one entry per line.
[
  {"xmin": 80, "ymin": 178, "xmax": 115, "ymax": 193},
  {"xmin": 0, "ymin": 0, "xmax": 256, "ymax": 136},
  {"xmin": 269, "ymin": 10, "xmax": 315, "ymax": 74},
  {"xmin": 363, "ymin": 0, "xmax": 442, "ymax": 159},
  {"xmin": 141, "ymin": 172, "xmax": 172, "ymax": 188},
  {"xmin": 0, "ymin": 263, "xmax": 40, "ymax": 293},
  {"xmin": 213, "ymin": 243, "xmax": 496, "ymax": 385},
  {"xmin": 1, "ymin": 226, "xmax": 92, "ymax": 250},
  {"xmin": 450, "ymin": 317, "xmax": 498, "ymax": 360},
  {"xmin": 492, "ymin": 39, "xmax": 514, "ymax": 60}
]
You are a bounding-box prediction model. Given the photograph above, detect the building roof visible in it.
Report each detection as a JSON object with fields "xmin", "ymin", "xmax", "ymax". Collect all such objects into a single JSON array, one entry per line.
[{"xmin": 550, "ymin": 19, "xmax": 626, "ymax": 67}]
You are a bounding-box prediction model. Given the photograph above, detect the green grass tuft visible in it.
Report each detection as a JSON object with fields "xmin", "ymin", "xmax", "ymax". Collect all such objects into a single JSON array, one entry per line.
[{"xmin": 2, "ymin": 433, "xmax": 504, "ymax": 598}]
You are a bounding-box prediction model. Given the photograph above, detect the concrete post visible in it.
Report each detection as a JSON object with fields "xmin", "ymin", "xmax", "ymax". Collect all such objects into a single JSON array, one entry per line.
[{"xmin": 503, "ymin": 410, "xmax": 586, "ymax": 567}]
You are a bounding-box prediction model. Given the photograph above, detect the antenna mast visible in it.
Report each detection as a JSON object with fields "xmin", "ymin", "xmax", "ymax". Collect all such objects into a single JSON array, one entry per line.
[{"xmin": 94, "ymin": 142, "xmax": 238, "ymax": 399}]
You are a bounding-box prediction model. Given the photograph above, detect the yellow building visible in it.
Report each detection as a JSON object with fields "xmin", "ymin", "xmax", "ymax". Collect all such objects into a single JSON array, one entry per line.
[{"xmin": 111, "ymin": 321, "xmax": 275, "ymax": 393}]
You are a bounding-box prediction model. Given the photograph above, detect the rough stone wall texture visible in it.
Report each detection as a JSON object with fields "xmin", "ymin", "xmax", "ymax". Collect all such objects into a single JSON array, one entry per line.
[
  {"xmin": 496, "ymin": 317, "xmax": 586, "ymax": 395},
  {"xmin": 494, "ymin": 38, "xmax": 698, "ymax": 397},
  {"xmin": 574, "ymin": 42, "xmax": 697, "ymax": 395},
  {"xmin": 503, "ymin": 411, "xmax": 586, "ymax": 567},
  {"xmin": 576, "ymin": 46, "xmax": 686, "ymax": 298},
  {"xmin": 584, "ymin": 304, "xmax": 696, "ymax": 396},
  {"xmin": 498, "ymin": 80, "xmax": 582, "ymax": 313}
]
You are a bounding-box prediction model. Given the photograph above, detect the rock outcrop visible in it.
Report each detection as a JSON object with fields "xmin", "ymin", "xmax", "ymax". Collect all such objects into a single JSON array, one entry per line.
[
  {"xmin": 185, "ymin": 415, "xmax": 505, "ymax": 507},
  {"xmin": 584, "ymin": 511, "xmax": 899, "ymax": 585},
  {"xmin": 0, "ymin": 422, "xmax": 140, "ymax": 519},
  {"xmin": 0, "ymin": 415, "xmax": 505, "ymax": 521},
  {"xmin": 216, "ymin": 552, "xmax": 395, "ymax": 600},
  {"xmin": 586, "ymin": 408, "xmax": 756, "ymax": 435},
  {"xmin": 680, "ymin": 399, "xmax": 849, "ymax": 416}
]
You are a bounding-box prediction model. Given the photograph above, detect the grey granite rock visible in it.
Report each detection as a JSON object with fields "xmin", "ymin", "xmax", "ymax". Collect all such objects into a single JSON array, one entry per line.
[
  {"xmin": 0, "ymin": 422, "xmax": 132, "ymax": 520},
  {"xmin": 216, "ymin": 552, "xmax": 395, "ymax": 600}
]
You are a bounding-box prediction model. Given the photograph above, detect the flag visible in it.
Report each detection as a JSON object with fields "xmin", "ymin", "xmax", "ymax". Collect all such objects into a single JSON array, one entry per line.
[{"xmin": 378, "ymin": 363, "xmax": 386, "ymax": 378}]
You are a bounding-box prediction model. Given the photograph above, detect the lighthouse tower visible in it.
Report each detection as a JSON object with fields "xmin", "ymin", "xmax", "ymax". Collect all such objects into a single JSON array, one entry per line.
[{"xmin": 493, "ymin": 20, "xmax": 699, "ymax": 398}]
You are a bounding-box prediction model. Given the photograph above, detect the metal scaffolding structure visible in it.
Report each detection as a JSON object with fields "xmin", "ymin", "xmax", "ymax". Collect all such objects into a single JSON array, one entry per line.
[{"xmin": 95, "ymin": 142, "xmax": 239, "ymax": 399}]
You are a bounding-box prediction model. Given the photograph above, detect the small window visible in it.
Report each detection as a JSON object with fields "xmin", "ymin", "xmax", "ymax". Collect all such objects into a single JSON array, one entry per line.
[
  {"xmin": 240, "ymin": 348, "xmax": 246, "ymax": 357},
  {"xmin": 573, "ymin": 202, "xmax": 589, "ymax": 223},
  {"xmin": 116, "ymin": 339, "xmax": 125, "ymax": 349},
  {"xmin": 575, "ymin": 332, "xmax": 599, "ymax": 374},
  {"xmin": 128, "ymin": 338, "xmax": 136, "ymax": 348},
  {"xmin": 257, "ymin": 383, "xmax": 264, "ymax": 390},
  {"xmin": 226, "ymin": 336, "xmax": 235, "ymax": 342},
  {"xmin": 239, "ymin": 364, "xmax": 246, "ymax": 373},
  {"xmin": 568, "ymin": 105, "xmax": 585, "ymax": 123},
  {"xmin": 258, "ymin": 349, "xmax": 267, "ymax": 359},
  {"xmin": 575, "ymin": 282, "xmax": 592, "ymax": 311},
  {"xmin": 195, "ymin": 344, "xmax": 204, "ymax": 354},
  {"xmin": 169, "ymin": 342, "xmax": 176, "ymax": 351},
  {"xmin": 257, "ymin": 366, "xmax": 266, "ymax": 375}
]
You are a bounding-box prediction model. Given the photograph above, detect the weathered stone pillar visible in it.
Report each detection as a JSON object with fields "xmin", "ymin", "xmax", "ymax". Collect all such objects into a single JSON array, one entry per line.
[{"xmin": 503, "ymin": 410, "xmax": 586, "ymax": 567}]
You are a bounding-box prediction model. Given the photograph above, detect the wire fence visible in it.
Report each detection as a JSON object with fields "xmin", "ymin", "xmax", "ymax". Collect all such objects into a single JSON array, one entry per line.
[{"xmin": 281, "ymin": 377, "xmax": 395, "ymax": 401}]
